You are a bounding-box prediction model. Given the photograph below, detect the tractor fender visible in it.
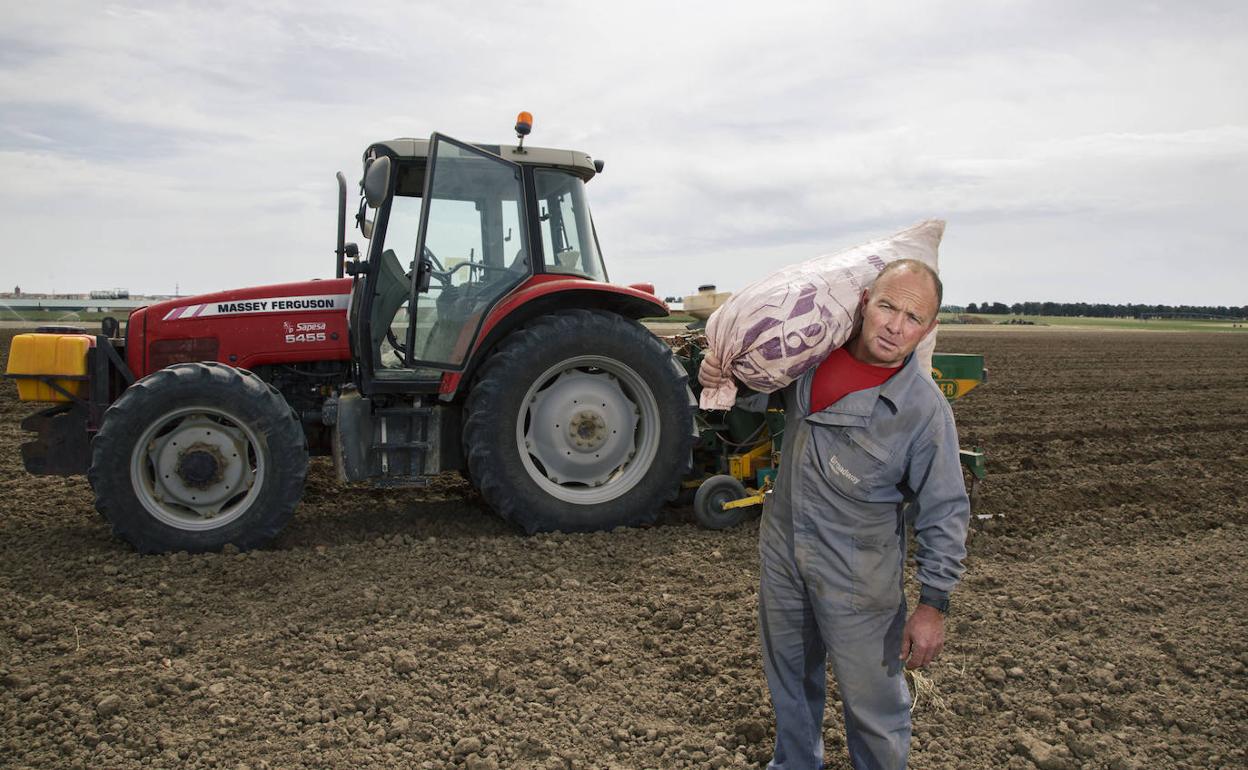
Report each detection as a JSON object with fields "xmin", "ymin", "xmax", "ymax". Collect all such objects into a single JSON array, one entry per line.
[{"xmin": 439, "ymin": 278, "xmax": 669, "ymax": 399}]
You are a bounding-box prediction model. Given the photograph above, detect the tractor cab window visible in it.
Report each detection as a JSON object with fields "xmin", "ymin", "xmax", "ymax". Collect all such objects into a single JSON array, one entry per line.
[
  {"xmin": 534, "ymin": 170, "xmax": 607, "ymax": 282},
  {"xmin": 404, "ymin": 137, "xmax": 529, "ymax": 369},
  {"xmin": 424, "ymin": 197, "xmax": 526, "ymax": 285},
  {"xmin": 375, "ymin": 192, "xmax": 421, "ymax": 370},
  {"xmin": 384, "ymin": 194, "xmax": 423, "ymax": 257}
]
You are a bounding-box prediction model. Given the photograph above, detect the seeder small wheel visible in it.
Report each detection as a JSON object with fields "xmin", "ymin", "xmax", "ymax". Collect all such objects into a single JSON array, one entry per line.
[{"xmin": 694, "ymin": 474, "xmax": 750, "ymax": 530}]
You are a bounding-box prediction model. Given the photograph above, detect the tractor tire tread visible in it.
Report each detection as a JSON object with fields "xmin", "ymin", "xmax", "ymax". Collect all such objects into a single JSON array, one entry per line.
[
  {"xmin": 463, "ymin": 309, "xmax": 694, "ymax": 533},
  {"xmin": 89, "ymin": 362, "xmax": 307, "ymax": 553}
]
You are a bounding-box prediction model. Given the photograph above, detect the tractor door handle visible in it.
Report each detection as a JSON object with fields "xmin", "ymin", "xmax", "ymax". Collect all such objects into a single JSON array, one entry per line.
[{"xmin": 415, "ymin": 258, "xmax": 433, "ymax": 293}]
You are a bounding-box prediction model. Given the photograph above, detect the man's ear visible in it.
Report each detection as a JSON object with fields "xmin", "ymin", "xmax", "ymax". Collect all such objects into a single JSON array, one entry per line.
[{"xmin": 924, "ymin": 296, "xmax": 940, "ymax": 334}]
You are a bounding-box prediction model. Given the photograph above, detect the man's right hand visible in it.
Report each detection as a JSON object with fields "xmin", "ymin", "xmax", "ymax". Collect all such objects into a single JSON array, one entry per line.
[{"xmin": 698, "ymin": 350, "xmax": 729, "ymax": 389}]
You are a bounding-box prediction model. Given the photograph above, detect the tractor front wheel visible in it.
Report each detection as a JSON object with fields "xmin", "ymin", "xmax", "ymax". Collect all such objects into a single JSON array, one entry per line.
[
  {"xmin": 88, "ymin": 362, "xmax": 307, "ymax": 553},
  {"xmin": 463, "ymin": 310, "xmax": 694, "ymax": 533}
]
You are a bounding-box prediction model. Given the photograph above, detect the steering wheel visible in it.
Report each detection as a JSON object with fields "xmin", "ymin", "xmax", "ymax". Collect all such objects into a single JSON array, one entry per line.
[
  {"xmin": 422, "ymin": 245, "xmax": 445, "ymax": 271},
  {"xmin": 386, "ymin": 246, "xmax": 458, "ymax": 359},
  {"xmin": 421, "ymin": 245, "xmax": 468, "ymax": 290}
]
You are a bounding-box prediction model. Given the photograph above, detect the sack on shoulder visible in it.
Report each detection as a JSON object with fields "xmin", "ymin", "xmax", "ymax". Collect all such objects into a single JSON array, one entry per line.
[{"xmin": 700, "ymin": 219, "xmax": 943, "ymax": 410}]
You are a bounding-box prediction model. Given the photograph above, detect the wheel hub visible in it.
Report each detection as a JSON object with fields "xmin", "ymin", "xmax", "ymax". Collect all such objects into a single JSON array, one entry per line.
[
  {"xmin": 568, "ymin": 410, "xmax": 608, "ymax": 451},
  {"xmin": 524, "ymin": 368, "xmax": 639, "ymax": 487},
  {"xmin": 144, "ymin": 416, "xmax": 256, "ymax": 517},
  {"xmin": 175, "ymin": 443, "xmax": 225, "ymax": 488}
]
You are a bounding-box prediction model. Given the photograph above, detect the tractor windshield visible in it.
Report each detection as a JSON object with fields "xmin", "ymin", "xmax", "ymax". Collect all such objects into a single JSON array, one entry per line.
[{"xmin": 534, "ymin": 170, "xmax": 607, "ymax": 281}]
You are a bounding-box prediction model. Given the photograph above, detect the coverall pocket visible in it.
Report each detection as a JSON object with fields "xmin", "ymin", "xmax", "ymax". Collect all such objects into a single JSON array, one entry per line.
[
  {"xmin": 850, "ymin": 534, "xmax": 903, "ymax": 612},
  {"xmin": 813, "ymin": 427, "xmax": 891, "ymax": 497}
]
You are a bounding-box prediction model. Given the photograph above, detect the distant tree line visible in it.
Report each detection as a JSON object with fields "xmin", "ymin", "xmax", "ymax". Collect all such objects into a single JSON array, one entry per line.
[{"xmin": 941, "ymin": 302, "xmax": 1247, "ymax": 319}]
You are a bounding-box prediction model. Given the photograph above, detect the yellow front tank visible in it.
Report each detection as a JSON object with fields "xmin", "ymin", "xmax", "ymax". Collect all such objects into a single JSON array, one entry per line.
[{"xmin": 5, "ymin": 333, "xmax": 94, "ymax": 402}]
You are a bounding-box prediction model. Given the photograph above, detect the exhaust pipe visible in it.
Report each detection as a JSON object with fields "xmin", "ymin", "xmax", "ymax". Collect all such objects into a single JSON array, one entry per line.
[{"xmin": 335, "ymin": 171, "xmax": 348, "ymax": 279}]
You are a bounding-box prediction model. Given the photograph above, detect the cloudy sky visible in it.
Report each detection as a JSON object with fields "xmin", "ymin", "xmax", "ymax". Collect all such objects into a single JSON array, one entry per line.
[{"xmin": 1, "ymin": 1, "xmax": 1244, "ymax": 306}]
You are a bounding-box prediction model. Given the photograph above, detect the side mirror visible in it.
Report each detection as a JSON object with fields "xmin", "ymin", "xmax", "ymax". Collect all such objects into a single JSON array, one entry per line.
[
  {"xmin": 362, "ymin": 155, "xmax": 392, "ymax": 208},
  {"xmin": 355, "ymin": 198, "xmax": 375, "ymax": 238}
]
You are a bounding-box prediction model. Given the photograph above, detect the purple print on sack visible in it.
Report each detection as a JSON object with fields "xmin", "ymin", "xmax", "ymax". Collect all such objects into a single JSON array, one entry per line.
[
  {"xmin": 757, "ymin": 337, "xmax": 784, "ymax": 361},
  {"xmin": 789, "ymin": 285, "xmax": 816, "ymax": 318},
  {"xmin": 740, "ymin": 316, "xmax": 781, "ymax": 350}
]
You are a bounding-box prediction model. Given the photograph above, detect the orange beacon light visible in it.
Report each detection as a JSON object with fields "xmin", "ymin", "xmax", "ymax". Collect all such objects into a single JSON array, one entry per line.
[{"xmin": 515, "ymin": 111, "xmax": 533, "ymax": 150}]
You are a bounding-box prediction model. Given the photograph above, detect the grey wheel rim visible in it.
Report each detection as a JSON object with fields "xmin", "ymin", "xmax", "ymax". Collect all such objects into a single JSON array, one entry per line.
[
  {"xmin": 129, "ymin": 405, "xmax": 265, "ymax": 531},
  {"xmin": 517, "ymin": 355, "xmax": 661, "ymax": 505}
]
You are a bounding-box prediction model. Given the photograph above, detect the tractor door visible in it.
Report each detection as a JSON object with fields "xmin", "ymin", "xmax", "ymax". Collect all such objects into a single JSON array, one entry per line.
[
  {"xmin": 362, "ymin": 135, "xmax": 531, "ymax": 391},
  {"xmin": 405, "ymin": 135, "xmax": 529, "ymax": 371}
]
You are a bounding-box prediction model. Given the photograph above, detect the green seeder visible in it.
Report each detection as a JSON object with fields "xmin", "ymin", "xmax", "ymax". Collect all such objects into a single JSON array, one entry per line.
[{"xmin": 665, "ymin": 334, "xmax": 987, "ymax": 529}]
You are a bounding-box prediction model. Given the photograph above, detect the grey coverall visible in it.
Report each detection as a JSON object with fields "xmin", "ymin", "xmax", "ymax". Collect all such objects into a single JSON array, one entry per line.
[{"xmin": 759, "ymin": 351, "xmax": 970, "ymax": 770}]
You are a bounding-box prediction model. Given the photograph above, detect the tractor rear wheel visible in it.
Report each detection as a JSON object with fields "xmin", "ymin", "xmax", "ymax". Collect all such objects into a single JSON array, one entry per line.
[
  {"xmin": 463, "ymin": 309, "xmax": 694, "ymax": 533},
  {"xmin": 88, "ymin": 362, "xmax": 307, "ymax": 553}
]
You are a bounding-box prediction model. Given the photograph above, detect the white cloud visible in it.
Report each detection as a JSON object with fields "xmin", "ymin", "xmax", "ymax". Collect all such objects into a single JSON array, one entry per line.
[{"xmin": 0, "ymin": 0, "xmax": 1244, "ymax": 306}]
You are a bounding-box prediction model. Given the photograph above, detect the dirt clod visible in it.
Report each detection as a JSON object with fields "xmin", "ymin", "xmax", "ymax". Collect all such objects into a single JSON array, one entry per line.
[
  {"xmin": 392, "ymin": 652, "xmax": 419, "ymax": 674},
  {"xmin": 464, "ymin": 755, "xmax": 499, "ymax": 770},
  {"xmin": 95, "ymin": 693, "xmax": 122, "ymax": 717},
  {"xmin": 454, "ymin": 736, "xmax": 483, "ymax": 755},
  {"xmin": 1014, "ymin": 732, "xmax": 1074, "ymax": 770}
]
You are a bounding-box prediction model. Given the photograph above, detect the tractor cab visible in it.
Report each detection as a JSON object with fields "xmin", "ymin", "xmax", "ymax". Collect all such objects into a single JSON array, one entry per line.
[{"xmin": 345, "ymin": 127, "xmax": 611, "ymax": 396}]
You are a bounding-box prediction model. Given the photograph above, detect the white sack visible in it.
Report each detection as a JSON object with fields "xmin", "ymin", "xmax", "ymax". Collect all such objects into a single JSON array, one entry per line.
[{"xmin": 700, "ymin": 219, "xmax": 944, "ymax": 410}]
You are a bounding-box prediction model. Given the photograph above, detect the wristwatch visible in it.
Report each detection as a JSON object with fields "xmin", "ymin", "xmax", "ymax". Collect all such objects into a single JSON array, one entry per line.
[{"xmin": 918, "ymin": 585, "xmax": 950, "ymax": 614}]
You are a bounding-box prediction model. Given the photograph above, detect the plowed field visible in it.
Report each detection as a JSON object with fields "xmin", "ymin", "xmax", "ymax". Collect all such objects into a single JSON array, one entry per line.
[{"xmin": 1, "ymin": 329, "xmax": 1245, "ymax": 770}]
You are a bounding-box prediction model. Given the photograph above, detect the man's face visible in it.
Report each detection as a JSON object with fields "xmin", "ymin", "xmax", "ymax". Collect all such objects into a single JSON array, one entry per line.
[{"xmin": 854, "ymin": 267, "xmax": 940, "ymax": 367}]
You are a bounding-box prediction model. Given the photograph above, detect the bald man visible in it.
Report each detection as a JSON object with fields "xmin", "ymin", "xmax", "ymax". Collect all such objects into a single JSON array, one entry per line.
[{"xmin": 700, "ymin": 260, "xmax": 970, "ymax": 770}]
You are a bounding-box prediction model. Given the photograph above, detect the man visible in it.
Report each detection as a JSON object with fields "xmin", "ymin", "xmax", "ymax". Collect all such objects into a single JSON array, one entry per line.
[{"xmin": 700, "ymin": 259, "xmax": 970, "ymax": 770}]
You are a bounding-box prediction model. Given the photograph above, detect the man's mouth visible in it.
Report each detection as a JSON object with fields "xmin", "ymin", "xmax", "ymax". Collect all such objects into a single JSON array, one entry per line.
[{"xmin": 876, "ymin": 336, "xmax": 898, "ymax": 351}]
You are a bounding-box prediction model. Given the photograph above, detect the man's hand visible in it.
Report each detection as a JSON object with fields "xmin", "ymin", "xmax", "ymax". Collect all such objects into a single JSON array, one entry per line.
[
  {"xmin": 698, "ymin": 350, "xmax": 729, "ymax": 390},
  {"xmin": 900, "ymin": 604, "xmax": 945, "ymax": 669}
]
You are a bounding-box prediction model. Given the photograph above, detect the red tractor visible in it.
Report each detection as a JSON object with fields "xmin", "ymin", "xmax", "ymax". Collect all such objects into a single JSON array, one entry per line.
[{"xmin": 7, "ymin": 117, "xmax": 697, "ymax": 553}]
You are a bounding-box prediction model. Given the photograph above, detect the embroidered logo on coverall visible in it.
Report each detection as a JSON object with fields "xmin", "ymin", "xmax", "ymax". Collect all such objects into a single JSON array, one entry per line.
[{"xmin": 828, "ymin": 455, "xmax": 860, "ymax": 485}]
